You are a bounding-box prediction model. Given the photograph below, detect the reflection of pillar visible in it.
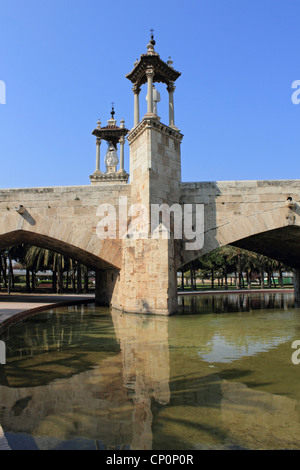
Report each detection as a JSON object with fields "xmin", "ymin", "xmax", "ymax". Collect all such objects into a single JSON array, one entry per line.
[
  {"xmin": 146, "ymin": 67, "xmax": 154, "ymax": 115},
  {"xmin": 167, "ymin": 82, "xmax": 175, "ymax": 127},
  {"xmin": 133, "ymin": 85, "xmax": 141, "ymax": 127},
  {"xmin": 110, "ymin": 310, "xmax": 170, "ymax": 450}
]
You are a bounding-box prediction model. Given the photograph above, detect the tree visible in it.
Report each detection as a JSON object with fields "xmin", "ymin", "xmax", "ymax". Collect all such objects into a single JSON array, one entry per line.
[
  {"xmin": 180, "ymin": 245, "xmax": 292, "ymax": 292},
  {"xmin": 24, "ymin": 246, "xmax": 67, "ymax": 293}
]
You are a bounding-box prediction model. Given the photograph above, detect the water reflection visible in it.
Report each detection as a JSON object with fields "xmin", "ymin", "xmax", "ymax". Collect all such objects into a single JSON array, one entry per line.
[
  {"xmin": 177, "ymin": 293, "xmax": 296, "ymax": 363},
  {"xmin": 112, "ymin": 311, "xmax": 170, "ymax": 450},
  {"xmin": 178, "ymin": 291, "xmax": 294, "ymax": 314},
  {"xmin": 0, "ymin": 306, "xmax": 171, "ymax": 450},
  {"xmin": 0, "ymin": 292, "xmax": 300, "ymax": 449}
]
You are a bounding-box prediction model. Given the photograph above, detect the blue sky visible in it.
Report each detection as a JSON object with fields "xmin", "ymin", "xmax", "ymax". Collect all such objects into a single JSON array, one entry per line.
[{"xmin": 1, "ymin": 0, "xmax": 300, "ymax": 188}]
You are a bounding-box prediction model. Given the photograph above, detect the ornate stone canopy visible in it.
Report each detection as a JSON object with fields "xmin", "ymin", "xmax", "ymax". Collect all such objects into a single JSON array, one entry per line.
[
  {"xmin": 89, "ymin": 106, "xmax": 129, "ymax": 184},
  {"xmin": 92, "ymin": 106, "xmax": 128, "ymax": 149},
  {"xmin": 126, "ymin": 33, "xmax": 181, "ymax": 129},
  {"xmin": 126, "ymin": 53, "xmax": 181, "ymax": 89}
]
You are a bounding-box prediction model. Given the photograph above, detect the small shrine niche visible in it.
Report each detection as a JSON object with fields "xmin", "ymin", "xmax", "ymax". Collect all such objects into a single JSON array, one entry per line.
[{"xmin": 89, "ymin": 105, "xmax": 129, "ymax": 184}]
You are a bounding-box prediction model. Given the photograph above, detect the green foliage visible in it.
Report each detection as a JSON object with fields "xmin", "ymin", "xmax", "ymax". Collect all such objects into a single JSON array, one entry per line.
[
  {"xmin": 0, "ymin": 244, "xmax": 91, "ymax": 294},
  {"xmin": 180, "ymin": 246, "xmax": 292, "ymax": 290}
]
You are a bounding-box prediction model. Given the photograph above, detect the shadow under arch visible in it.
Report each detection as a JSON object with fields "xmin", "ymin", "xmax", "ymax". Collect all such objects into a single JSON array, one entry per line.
[
  {"xmin": 0, "ymin": 228, "xmax": 122, "ymax": 307},
  {"xmin": 231, "ymin": 225, "xmax": 300, "ymax": 269},
  {"xmin": 0, "ymin": 229, "xmax": 120, "ymax": 271},
  {"xmin": 178, "ymin": 205, "xmax": 300, "ymax": 269}
]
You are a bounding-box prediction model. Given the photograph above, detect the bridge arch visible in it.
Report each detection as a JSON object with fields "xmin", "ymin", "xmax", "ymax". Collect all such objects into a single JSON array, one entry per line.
[
  {"xmin": 179, "ymin": 205, "xmax": 300, "ymax": 269},
  {"xmin": 0, "ymin": 212, "xmax": 122, "ymax": 271}
]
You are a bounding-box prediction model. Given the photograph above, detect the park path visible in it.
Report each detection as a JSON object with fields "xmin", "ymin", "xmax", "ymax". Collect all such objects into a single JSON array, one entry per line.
[{"xmin": 0, "ymin": 292, "xmax": 95, "ymax": 330}]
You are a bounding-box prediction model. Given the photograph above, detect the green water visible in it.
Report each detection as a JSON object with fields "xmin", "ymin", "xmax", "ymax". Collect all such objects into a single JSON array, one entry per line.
[{"xmin": 1, "ymin": 291, "xmax": 300, "ymax": 450}]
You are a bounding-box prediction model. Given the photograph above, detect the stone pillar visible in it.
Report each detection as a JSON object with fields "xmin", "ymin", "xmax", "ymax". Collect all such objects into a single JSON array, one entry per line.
[
  {"xmin": 167, "ymin": 82, "xmax": 175, "ymax": 128},
  {"xmin": 119, "ymin": 136, "xmax": 125, "ymax": 173},
  {"xmin": 294, "ymin": 268, "xmax": 300, "ymax": 302},
  {"xmin": 95, "ymin": 137, "xmax": 101, "ymax": 172},
  {"xmin": 146, "ymin": 67, "xmax": 154, "ymax": 115},
  {"xmin": 118, "ymin": 118, "xmax": 125, "ymax": 172},
  {"xmin": 117, "ymin": 235, "xmax": 178, "ymax": 315},
  {"xmin": 95, "ymin": 270, "xmax": 107, "ymax": 305},
  {"xmin": 133, "ymin": 85, "xmax": 140, "ymax": 127},
  {"xmin": 116, "ymin": 117, "xmax": 183, "ymax": 315},
  {"xmin": 95, "ymin": 269, "xmax": 120, "ymax": 306}
]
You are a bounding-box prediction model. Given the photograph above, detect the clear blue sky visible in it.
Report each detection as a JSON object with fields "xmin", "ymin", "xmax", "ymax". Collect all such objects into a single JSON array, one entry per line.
[{"xmin": 1, "ymin": 0, "xmax": 300, "ymax": 188}]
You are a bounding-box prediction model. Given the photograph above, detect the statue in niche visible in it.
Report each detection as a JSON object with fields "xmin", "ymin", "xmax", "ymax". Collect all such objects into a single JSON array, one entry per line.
[
  {"xmin": 105, "ymin": 142, "xmax": 119, "ymax": 172},
  {"xmin": 146, "ymin": 85, "xmax": 161, "ymax": 115}
]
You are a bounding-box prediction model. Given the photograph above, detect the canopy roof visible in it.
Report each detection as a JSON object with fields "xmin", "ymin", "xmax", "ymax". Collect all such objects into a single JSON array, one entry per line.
[
  {"xmin": 126, "ymin": 53, "xmax": 181, "ymax": 88},
  {"xmin": 126, "ymin": 35, "xmax": 181, "ymax": 88},
  {"xmin": 92, "ymin": 107, "xmax": 128, "ymax": 148}
]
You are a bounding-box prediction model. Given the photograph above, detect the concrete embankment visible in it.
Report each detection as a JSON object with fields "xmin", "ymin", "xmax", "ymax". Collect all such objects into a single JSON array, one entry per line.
[{"xmin": 0, "ymin": 292, "xmax": 95, "ymax": 331}]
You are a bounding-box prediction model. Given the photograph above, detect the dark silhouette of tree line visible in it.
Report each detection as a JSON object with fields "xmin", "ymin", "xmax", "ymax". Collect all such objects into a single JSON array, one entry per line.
[
  {"xmin": 179, "ymin": 246, "xmax": 292, "ymax": 291},
  {"xmin": 0, "ymin": 245, "xmax": 92, "ymax": 294},
  {"xmin": 0, "ymin": 244, "xmax": 292, "ymax": 294}
]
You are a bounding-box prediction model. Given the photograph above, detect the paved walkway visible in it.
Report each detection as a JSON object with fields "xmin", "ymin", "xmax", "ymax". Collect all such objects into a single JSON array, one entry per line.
[{"xmin": 0, "ymin": 292, "xmax": 95, "ymax": 330}]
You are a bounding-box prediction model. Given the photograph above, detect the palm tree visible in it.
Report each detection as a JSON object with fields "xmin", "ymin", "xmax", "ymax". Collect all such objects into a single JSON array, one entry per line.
[
  {"xmin": 0, "ymin": 248, "xmax": 16, "ymax": 293},
  {"xmin": 0, "ymin": 250, "xmax": 7, "ymax": 289},
  {"xmin": 25, "ymin": 246, "xmax": 67, "ymax": 293}
]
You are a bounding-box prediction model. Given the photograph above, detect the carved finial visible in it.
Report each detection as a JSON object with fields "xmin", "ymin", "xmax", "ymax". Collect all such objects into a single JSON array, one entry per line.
[
  {"xmin": 111, "ymin": 102, "xmax": 115, "ymax": 119},
  {"xmin": 147, "ymin": 29, "xmax": 156, "ymax": 55},
  {"xmin": 167, "ymin": 56, "xmax": 173, "ymax": 68},
  {"xmin": 150, "ymin": 29, "xmax": 155, "ymax": 46},
  {"xmin": 97, "ymin": 119, "xmax": 101, "ymax": 129}
]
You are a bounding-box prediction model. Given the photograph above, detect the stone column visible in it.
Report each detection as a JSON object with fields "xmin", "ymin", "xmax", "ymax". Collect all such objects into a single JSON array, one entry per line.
[
  {"xmin": 167, "ymin": 82, "xmax": 175, "ymax": 128},
  {"xmin": 294, "ymin": 268, "xmax": 300, "ymax": 302},
  {"xmin": 95, "ymin": 137, "xmax": 101, "ymax": 172},
  {"xmin": 120, "ymin": 118, "xmax": 183, "ymax": 315},
  {"xmin": 95, "ymin": 269, "xmax": 119, "ymax": 306},
  {"xmin": 146, "ymin": 67, "xmax": 154, "ymax": 115},
  {"xmin": 119, "ymin": 136, "xmax": 125, "ymax": 172},
  {"xmin": 133, "ymin": 85, "xmax": 141, "ymax": 127}
]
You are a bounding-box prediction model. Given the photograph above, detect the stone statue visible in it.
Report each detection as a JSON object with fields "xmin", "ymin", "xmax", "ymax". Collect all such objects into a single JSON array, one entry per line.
[
  {"xmin": 105, "ymin": 143, "xmax": 119, "ymax": 172},
  {"xmin": 146, "ymin": 85, "xmax": 161, "ymax": 115}
]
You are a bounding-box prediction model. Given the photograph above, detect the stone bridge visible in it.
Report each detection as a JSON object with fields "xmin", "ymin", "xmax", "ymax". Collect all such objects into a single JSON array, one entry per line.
[
  {"xmin": 0, "ymin": 176, "xmax": 299, "ymax": 315},
  {"xmin": 1, "ymin": 36, "xmax": 299, "ymax": 315}
]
